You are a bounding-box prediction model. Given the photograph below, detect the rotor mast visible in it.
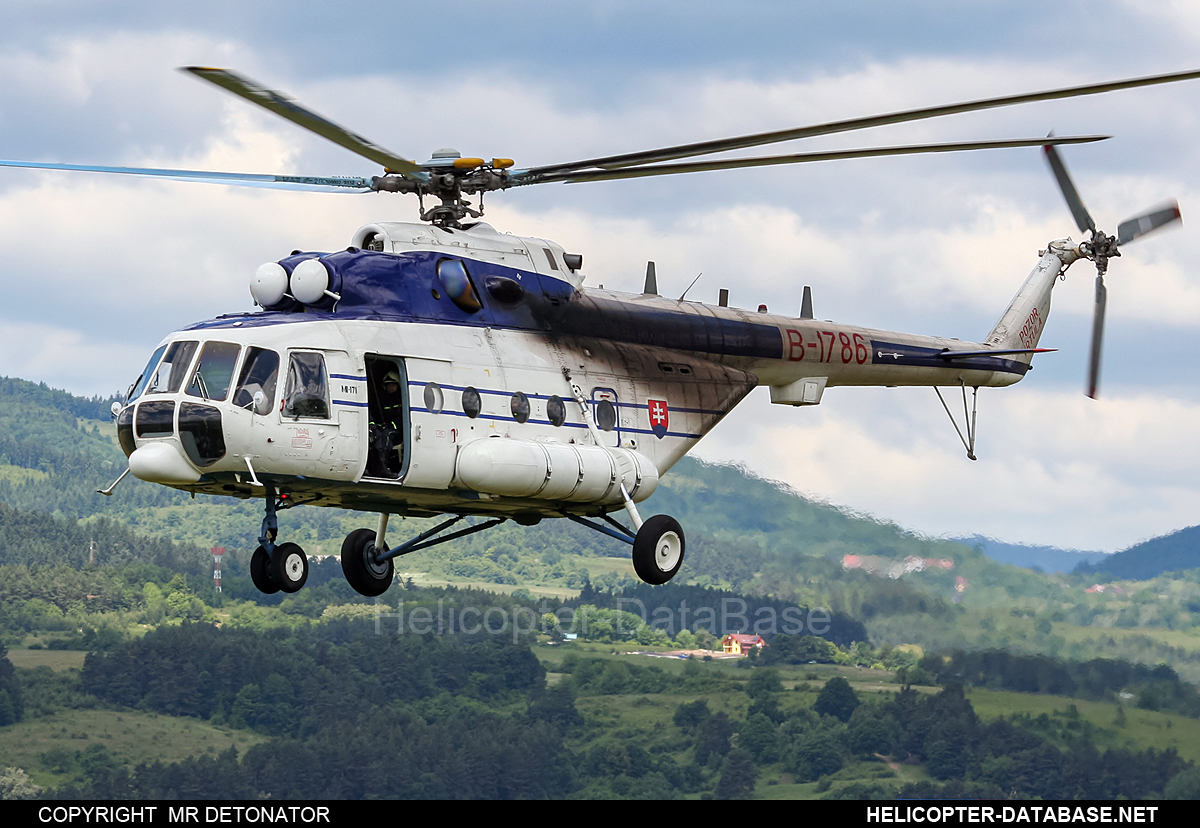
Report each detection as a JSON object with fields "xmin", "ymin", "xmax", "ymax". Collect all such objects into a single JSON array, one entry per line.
[{"xmin": 371, "ymin": 149, "xmax": 515, "ymax": 226}]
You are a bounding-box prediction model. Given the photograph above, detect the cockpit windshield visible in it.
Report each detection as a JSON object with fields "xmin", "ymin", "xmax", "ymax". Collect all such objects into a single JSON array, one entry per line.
[
  {"xmin": 126, "ymin": 344, "xmax": 167, "ymax": 403},
  {"xmin": 186, "ymin": 341, "xmax": 241, "ymax": 402},
  {"xmin": 145, "ymin": 341, "xmax": 199, "ymax": 395}
]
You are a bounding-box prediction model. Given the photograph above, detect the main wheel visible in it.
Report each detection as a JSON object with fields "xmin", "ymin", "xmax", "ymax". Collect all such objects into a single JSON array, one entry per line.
[
  {"xmin": 250, "ymin": 545, "xmax": 280, "ymax": 594},
  {"xmin": 269, "ymin": 542, "xmax": 309, "ymax": 593},
  {"xmin": 632, "ymin": 514, "xmax": 685, "ymax": 585},
  {"xmin": 341, "ymin": 528, "xmax": 395, "ymax": 597}
]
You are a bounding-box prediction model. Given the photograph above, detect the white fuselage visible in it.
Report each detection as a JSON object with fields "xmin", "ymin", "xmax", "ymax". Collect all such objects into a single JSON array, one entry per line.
[{"xmin": 116, "ymin": 222, "xmax": 1067, "ymax": 520}]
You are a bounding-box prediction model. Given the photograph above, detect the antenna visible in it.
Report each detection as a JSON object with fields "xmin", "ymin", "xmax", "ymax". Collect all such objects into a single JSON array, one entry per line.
[
  {"xmin": 678, "ymin": 273, "xmax": 703, "ymax": 301},
  {"xmin": 643, "ymin": 262, "xmax": 658, "ymax": 295},
  {"xmin": 800, "ymin": 286, "xmax": 814, "ymax": 319},
  {"xmin": 211, "ymin": 547, "xmax": 225, "ymax": 593}
]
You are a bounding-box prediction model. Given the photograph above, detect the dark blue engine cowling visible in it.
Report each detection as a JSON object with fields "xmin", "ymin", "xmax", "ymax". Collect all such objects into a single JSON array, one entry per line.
[
  {"xmin": 197, "ymin": 248, "xmax": 784, "ymax": 361},
  {"xmin": 275, "ymin": 249, "xmax": 569, "ymax": 330}
]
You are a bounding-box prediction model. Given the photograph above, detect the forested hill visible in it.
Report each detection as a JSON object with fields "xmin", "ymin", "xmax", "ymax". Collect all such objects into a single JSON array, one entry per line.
[
  {"xmin": 0, "ymin": 374, "xmax": 1060, "ymax": 601},
  {"xmin": 1075, "ymin": 525, "xmax": 1200, "ymax": 581},
  {"xmin": 0, "ymin": 376, "xmax": 183, "ymax": 519},
  {"xmin": 953, "ymin": 535, "xmax": 1108, "ymax": 574}
]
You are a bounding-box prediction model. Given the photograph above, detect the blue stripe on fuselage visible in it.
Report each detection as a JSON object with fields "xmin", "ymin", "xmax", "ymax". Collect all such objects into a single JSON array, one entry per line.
[{"xmin": 183, "ymin": 250, "xmax": 783, "ymax": 360}]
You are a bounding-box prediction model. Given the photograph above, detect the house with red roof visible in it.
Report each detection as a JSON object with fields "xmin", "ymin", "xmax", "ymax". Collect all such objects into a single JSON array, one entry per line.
[{"xmin": 721, "ymin": 633, "xmax": 766, "ymax": 655}]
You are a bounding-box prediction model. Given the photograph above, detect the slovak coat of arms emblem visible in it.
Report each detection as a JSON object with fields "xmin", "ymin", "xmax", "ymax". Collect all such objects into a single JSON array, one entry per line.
[{"xmin": 648, "ymin": 399, "xmax": 669, "ymax": 439}]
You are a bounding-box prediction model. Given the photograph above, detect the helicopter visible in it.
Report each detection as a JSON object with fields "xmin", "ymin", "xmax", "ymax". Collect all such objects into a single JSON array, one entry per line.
[{"xmin": 1, "ymin": 66, "xmax": 1193, "ymax": 597}]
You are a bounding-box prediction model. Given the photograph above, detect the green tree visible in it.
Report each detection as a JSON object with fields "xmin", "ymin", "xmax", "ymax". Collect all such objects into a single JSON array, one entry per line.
[
  {"xmin": 814, "ymin": 676, "xmax": 860, "ymax": 722},
  {"xmin": 716, "ymin": 749, "xmax": 757, "ymax": 800},
  {"xmin": 695, "ymin": 711, "xmax": 733, "ymax": 765},
  {"xmin": 737, "ymin": 713, "xmax": 780, "ymax": 762},
  {"xmin": 674, "ymin": 699, "xmax": 710, "ymax": 731},
  {"xmin": 0, "ymin": 690, "xmax": 14, "ymax": 727},
  {"xmin": 746, "ymin": 667, "xmax": 783, "ymax": 698},
  {"xmin": 1165, "ymin": 766, "xmax": 1200, "ymax": 800},
  {"xmin": 847, "ymin": 706, "xmax": 895, "ymax": 757},
  {"xmin": 0, "ymin": 643, "xmax": 22, "ymax": 723},
  {"xmin": 789, "ymin": 731, "xmax": 843, "ymax": 782}
]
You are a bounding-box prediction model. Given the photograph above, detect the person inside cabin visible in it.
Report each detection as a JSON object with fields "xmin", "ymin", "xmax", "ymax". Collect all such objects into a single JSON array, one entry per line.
[{"xmin": 368, "ymin": 363, "xmax": 405, "ymax": 478}]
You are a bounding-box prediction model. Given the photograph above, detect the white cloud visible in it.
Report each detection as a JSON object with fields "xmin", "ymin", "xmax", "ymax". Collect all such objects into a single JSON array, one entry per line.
[
  {"xmin": 1, "ymin": 20, "xmax": 1199, "ymax": 550},
  {"xmin": 0, "ymin": 321, "xmax": 147, "ymax": 396},
  {"xmin": 693, "ymin": 385, "xmax": 1200, "ymax": 552}
]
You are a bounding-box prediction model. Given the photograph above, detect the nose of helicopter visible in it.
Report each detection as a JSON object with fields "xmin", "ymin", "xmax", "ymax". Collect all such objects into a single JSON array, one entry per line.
[{"xmin": 128, "ymin": 441, "xmax": 203, "ymax": 485}]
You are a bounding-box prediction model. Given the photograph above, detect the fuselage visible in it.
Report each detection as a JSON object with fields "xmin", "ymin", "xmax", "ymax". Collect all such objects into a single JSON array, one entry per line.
[{"xmin": 114, "ymin": 220, "xmax": 1048, "ymax": 520}]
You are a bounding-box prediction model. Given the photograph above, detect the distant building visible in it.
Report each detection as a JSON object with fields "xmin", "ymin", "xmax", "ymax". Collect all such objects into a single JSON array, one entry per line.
[{"xmin": 721, "ymin": 634, "xmax": 765, "ymax": 655}]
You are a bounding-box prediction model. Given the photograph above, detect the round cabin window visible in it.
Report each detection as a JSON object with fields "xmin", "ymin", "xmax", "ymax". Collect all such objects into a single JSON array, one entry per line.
[
  {"xmin": 424, "ymin": 382, "xmax": 444, "ymax": 414},
  {"xmin": 510, "ymin": 391, "xmax": 530, "ymax": 424},
  {"xmin": 462, "ymin": 386, "xmax": 482, "ymax": 419},
  {"xmin": 546, "ymin": 395, "xmax": 566, "ymax": 427},
  {"xmin": 596, "ymin": 399, "xmax": 617, "ymax": 432}
]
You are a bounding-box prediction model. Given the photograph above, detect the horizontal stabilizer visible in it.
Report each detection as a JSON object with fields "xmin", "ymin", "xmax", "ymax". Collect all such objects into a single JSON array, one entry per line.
[{"xmin": 937, "ymin": 348, "xmax": 1056, "ymax": 360}]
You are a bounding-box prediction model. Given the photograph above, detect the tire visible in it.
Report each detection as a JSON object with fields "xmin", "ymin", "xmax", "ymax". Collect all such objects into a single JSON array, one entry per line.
[
  {"xmin": 632, "ymin": 514, "xmax": 685, "ymax": 585},
  {"xmin": 269, "ymin": 542, "xmax": 308, "ymax": 593},
  {"xmin": 341, "ymin": 528, "xmax": 395, "ymax": 597},
  {"xmin": 250, "ymin": 545, "xmax": 280, "ymax": 594}
]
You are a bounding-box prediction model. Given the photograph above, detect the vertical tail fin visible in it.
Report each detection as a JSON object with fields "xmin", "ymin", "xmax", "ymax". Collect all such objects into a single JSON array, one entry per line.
[{"xmin": 986, "ymin": 245, "xmax": 1072, "ymax": 353}]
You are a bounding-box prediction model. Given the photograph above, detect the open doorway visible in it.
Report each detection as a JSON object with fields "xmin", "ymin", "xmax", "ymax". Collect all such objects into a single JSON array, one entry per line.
[{"xmin": 364, "ymin": 356, "xmax": 409, "ymax": 480}]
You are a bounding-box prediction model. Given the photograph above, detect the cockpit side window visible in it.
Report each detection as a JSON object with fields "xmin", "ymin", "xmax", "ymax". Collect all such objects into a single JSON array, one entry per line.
[
  {"xmin": 145, "ymin": 341, "xmax": 198, "ymax": 395},
  {"xmin": 186, "ymin": 341, "xmax": 241, "ymax": 402},
  {"xmin": 233, "ymin": 348, "xmax": 280, "ymax": 415},
  {"xmin": 281, "ymin": 352, "xmax": 330, "ymax": 419},
  {"xmin": 126, "ymin": 345, "xmax": 167, "ymax": 403}
]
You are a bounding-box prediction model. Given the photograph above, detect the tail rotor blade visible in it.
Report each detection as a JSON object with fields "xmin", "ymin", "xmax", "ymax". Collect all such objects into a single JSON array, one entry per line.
[
  {"xmin": 1044, "ymin": 143, "xmax": 1097, "ymax": 235},
  {"xmin": 1117, "ymin": 200, "xmax": 1182, "ymax": 245},
  {"xmin": 1087, "ymin": 274, "xmax": 1107, "ymax": 399}
]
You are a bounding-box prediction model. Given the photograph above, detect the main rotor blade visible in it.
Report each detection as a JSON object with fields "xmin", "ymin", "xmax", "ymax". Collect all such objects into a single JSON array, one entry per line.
[
  {"xmin": 525, "ymin": 68, "xmax": 1200, "ymax": 178},
  {"xmin": 1087, "ymin": 274, "xmax": 1107, "ymax": 399},
  {"xmin": 0, "ymin": 159, "xmax": 373, "ymax": 192},
  {"xmin": 1116, "ymin": 200, "xmax": 1182, "ymax": 245},
  {"xmin": 517, "ymin": 135, "xmax": 1107, "ymax": 185},
  {"xmin": 183, "ymin": 67, "xmax": 423, "ymax": 176},
  {"xmin": 1043, "ymin": 143, "xmax": 1096, "ymax": 235}
]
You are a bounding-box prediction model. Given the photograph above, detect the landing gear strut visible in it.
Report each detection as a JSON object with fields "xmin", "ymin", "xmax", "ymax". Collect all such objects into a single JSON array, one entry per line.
[
  {"xmin": 567, "ymin": 511, "xmax": 687, "ymax": 585},
  {"xmin": 250, "ymin": 485, "xmax": 309, "ymax": 595},
  {"xmin": 340, "ymin": 513, "xmax": 508, "ymax": 597}
]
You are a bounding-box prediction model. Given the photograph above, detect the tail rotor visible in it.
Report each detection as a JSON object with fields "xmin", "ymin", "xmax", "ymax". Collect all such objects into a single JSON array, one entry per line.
[{"xmin": 1043, "ymin": 143, "xmax": 1182, "ymax": 398}]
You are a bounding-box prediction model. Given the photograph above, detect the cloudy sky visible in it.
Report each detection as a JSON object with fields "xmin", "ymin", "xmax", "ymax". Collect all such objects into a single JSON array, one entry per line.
[{"xmin": 2, "ymin": 1, "xmax": 1199, "ymax": 551}]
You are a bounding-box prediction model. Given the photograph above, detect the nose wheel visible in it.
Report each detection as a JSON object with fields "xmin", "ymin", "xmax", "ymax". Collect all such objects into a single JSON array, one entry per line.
[
  {"xmin": 270, "ymin": 542, "xmax": 309, "ymax": 593},
  {"xmin": 250, "ymin": 542, "xmax": 308, "ymax": 594},
  {"xmin": 248, "ymin": 486, "xmax": 308, "ymax": 594},
  {"xmin": 250, "ymin": 545, "xmax": 280, "ymax": 594}
]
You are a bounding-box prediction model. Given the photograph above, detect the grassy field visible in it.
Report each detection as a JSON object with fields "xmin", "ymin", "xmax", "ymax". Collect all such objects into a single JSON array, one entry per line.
[
  {"xmin": 0, "ymin": 708, "xmax": 266, "ymax": 789},
  {"xmin": 399, "ymin": 573, "xmax": 581, "ymax": 600},
  {"xmin": 1054, "ymin": 620, "xmax": 1200, "ymax": 652},
  {"xmin": 535, "ymin": 642, "xmax": 947, "ymax": 800},
  {"xmin": 0, "ymin": 464, "xmax": 49, "ymax": 484},
  {"xmin": 569, "ymin": 682, "xmax": 934, "ymax": 800},
  {"xmin": 6, "ymin": 649, "xmax": 87, "ymax": 671},
  {"xmin": 966, "ymin": 687, "xmax": 1200, "ymax": 763},
  {"xmin": 534, "ymin": 643, "xmax": 1200, "ymax": 799}
]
